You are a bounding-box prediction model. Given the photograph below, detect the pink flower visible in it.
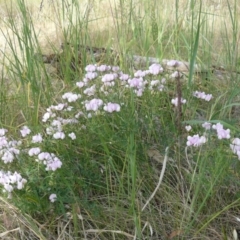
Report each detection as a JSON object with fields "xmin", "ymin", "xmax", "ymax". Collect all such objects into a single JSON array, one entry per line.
[
  {"xmin": 0, "ymin": 129, "xmax": 7, "ymax": 136},
  {"xmin": 32, "ymin": 134, "xmax": 43, "ymax": 143},
  {"xmin": 102, "ymin": 73, "xmax": 116, "ymax": 82},
  {"xmin": 171, "ymin": 98, "xmax": 187, "ymax": 107},
  {"xmin": 28, "ymin": 147, "xmax": 41, "ymax": 156},
  {"xmin": 76, "ymin": 81, "xmax": 85, "ymax": 88},
  {"xmin": 42, "ymin": 112, "xmax": 51, "ymax": 122},
  {"xmin": 134, "ymin": 70, "xmax": 146, "ymax": 77},
  {"xmin": 167, "ymin": 60, "xmax": 179, "ymax": 67},
  {"xmin": 46, "ymin": 157, "xmax": 62, "ymax": 171},
  {"xmin": 83, "ymin": 85, "xmax": 96, "ymax": 96},
  {"xmin": 20, "ymin": 126, "xmax": 31, "ymax": 137},
  {"xmin": 53, "ymin": 132, "xmax": 65, "ymax": 140},
  {"xmin": 212, "ymin": 123, "xmax": 231, "ymax": 139},
  {"xmin": 62, "ymin": 92, "xmax": 81, "ymax": 102},
  {"xmin": 230, "ymin": 138, "xmax": 240, "ymax": 159},
  {"xmin": 149, "ymin": 79, "xmax": 165, "ymax": 92},
  {"xmin": 0, "ymin": 136, "xmax": 8, "ymax": 147},
  {"xmin": 119, "ymin": 73, "xmax": 129, "ymax": 81},
  {"xmin": 136, "ymin": 89, "xmax": 143, "ymax": 96},
  {"xmin": 202, "ymin": 122, "xmax": 212, "ymax": 130},
  {"xmin": 97, "ymin": 65, "xmax": 110, "ymax": 72},
  {"xmin": 149, "ymin": 64, "xmax": 163, "ymax": 75},
  {"xmin": 150, "ymin": 80, "xmax": 160, "ymax": 86},
  {"xmin": 112, "ymin": 66, "xmax": 120, "ymax": 72},
  {"xmin": 38, "ymin": 152, "xmax": 51, "ymax": 161},
  {"xmin": 49, "ymin": 193, "xmax": 57, "ymax": 203},
  {"xmin": 68, "ymin": 132, "xmax": 76, "ymax": 140},
  {"xmin": 128, "ymin": 77, "xmax": 145, "ymax": 88},
  {"xmin": 103, "ymin": 103, "xmax": 121, "ymax": 113},
  {"xmin": 85, "ymin": 99, "xmax": 103, "ymax": 111},
  {"xmin": 85, "ymin": 64, "xmax": 96, "ymax": 72},
  {"xmin": 52, "ymin": 103, "xmax": 66, "ymax": 111},
  {"xmin": 185, "ymin": 125, "xmax": 192, "ymax": 132},
  {"xmin": 187, "ymin": 134, "xmax": 207, "ymax": 147},
  {"xmin": 2, "ymin": 151, "xmax": 14, "ymax": 163},
  {"xmin": 193, "ymin": 91, "xmax": 213, "ymax": 101},
  {"xmin": 85, "ymin": 72, "xmax": 98, "ymax": 80}
]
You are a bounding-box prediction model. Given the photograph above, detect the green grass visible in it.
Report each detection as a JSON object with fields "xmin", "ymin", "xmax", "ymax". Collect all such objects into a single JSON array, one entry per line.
[{"xmin": 0, "ymin": 0, "xmax": 240, "ymax": 239}]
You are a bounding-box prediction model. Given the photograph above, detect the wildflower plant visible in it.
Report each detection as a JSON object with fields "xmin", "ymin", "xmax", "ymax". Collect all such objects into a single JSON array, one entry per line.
[
  {"xmin": 1, "ymin": 59, "xmax": 237, "ymax": 214},
  {"xmin": 1, "ymin": 0, "xmax": 240, "ymax": 238},
  {"xmin": 0, "ymin": 62, "xmax": 174, "ymax": 212}
]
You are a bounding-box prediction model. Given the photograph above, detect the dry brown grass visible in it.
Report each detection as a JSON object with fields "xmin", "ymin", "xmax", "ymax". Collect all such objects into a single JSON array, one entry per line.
[{"xmin": 0, "ymin": 0, "xmax": 239, "ymax": 55}]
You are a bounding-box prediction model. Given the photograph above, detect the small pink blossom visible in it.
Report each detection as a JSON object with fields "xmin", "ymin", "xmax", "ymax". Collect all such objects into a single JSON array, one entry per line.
[
  {"xmin": 230, "ymin": 138, "xmax": 240, "ymax": 159},
  {"xmin": 28, "ymin": 147, "xmax": 41, "ymax": 156},
  {"xmin": 103, "ymin": 103, "xmax": 121, "ymax": 113},
  {"xmin": 85, "ymin": 99, "xmax": 103, "ymax": 111},
  {"xmin": 85, "ymin": 72, "xmax": 98, "ymax": 80},
  {"xmin": 171, "ymin": 98, "xmax": 187, "ymax": 107},
  {"xmin": 135, "ymin": 89, "xmax": 144, "ymax": 96},
  {"xmin": 97, "ymin": 65, "xmax": 110, "ymax": 72},
  {"xmin": 128, "ymin": 77, "xmax": 145, "ymax": 89},
  {"xmin": 49, "ymin": 193, "xmax": 57, "ymax": 203},
  {"xmin": 1, "ymin": 151, "xmax": 14, "ymax": 163},
  {"xmin": 150, "ymin": 80, "xmax": 160, "ymax": 86},
  {"xmin": 32, "ymin": 134, "xmax": 43, "ymax": 143},
  {"xmin": 112, "ymin": 66, "xmax": 120, "ymax": 72},
  {"xmin": 0, "ymin": 129, "xmax": 7, "ymax": 136},
  {"xmin": 149, "ymin": 64, "xmax": 163, "ymax": 75},
  {"xmin": 187, "ymin": 134, "xmax": 207, "ymax": 147},
  {"xmin": 102, "ymin": 73, "xmax": 116, "ymax": 82},
  {"xmin": 53, "ymin": 103, "xmax": 66, "ymax": 111},
  {"xmin": 193, "ymin": 91, "xmax": 213, "ymax": 101},
  {"xmin": 83, "ymin": 85, "xmax": 96, "ymax": 96},
  {"xmin": 42, "ymin": 112, "xmax": 51, "ymax": 122},
  {"xmin": 20, "ymin": 126, "xmax": 31, "ymax": 137},
  {"xmin": 134, "ymin": 70, "xmax": 146, "ymax": 77},
  {"xmin": 46, "ymin": 157, "xmax": 62, "ymax": 171},
  {"xmin": 0, "ymin": 136, "xmax": 8, "ymax": 147},
  {"xmin": 185, "ymin": 125, "xmax": 192, "ymax": 132},
  {"xmin": 202, "ymin": 122, "xmax": 212, "ymax": 130},
  {"xmin": 68, "ymin": 132, "xmax": 76, "ymax": 140},
  {"xmin": 53, "ymin": 132, "xmax": 65, "ymax": 140},
  {"xmin": 62, "ymin": 92, "xmax": 81, "ymax": 102},
  {"xmin": 85, "ymin": 64, "xmax": 96, "ymax": 72},
  {"xmin": 212, "ymin": 123, "xmax": 231, "ymax": 139},
  {"xmin": 0, "ymin": 171, "xmax": 27, "ymax": 193},
  {"xmin": 167, "ymin": 60, "xmax": 179, "ymax": 67},
  {"xmin": 38, "ymin": 152, "xmax": 51, "ymax": 161},
  {"xmin": 119, "ymin": 73, "xmax": 129, "ymax": 81},
  {"xmin": 149, "ymin": 80, "xmax": 165, "ymax": 92},
  {"xmin": 76, "ymin": 81, "xmax": 85, "ymax": 88}
]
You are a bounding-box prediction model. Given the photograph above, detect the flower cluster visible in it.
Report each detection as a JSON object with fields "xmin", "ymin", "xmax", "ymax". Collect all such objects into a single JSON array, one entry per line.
[
  {"xmin": 149, "ymin": 78, "xmax": 166, "ymax": 92},
  {"xmin": 0, "ymin": 62, "xmax": 222, "ymax": 203},
  {"xmin": 186, "ymin": 134, "xmax": 207, "ymax": 147},
  {"xmin": 212, "ymin": 123, "xmax": 231, "ymax": 139},
  {"xmin": 230, "ymin": 138, "xmax": 240, "ymax": 159},
  {"xmin": 0, "ymin": 129, "xmax": 21, "ymax": 164},
  {"xmin": 0, "ymin": 170, "xmax": 27, "ymax": 195},
  {"xmin": 202, "ymin": 122, "xmax": 212, "ymax": 130},
  {"xmin": 171, "ymin": 97, "xmax": 187, "ymax": 107},
  {"xmin": 0, "ymin": 128, "xmax": 26, "ymax": 195},
  {"xmin": 186, "ymin": 122, "xmax": 232, "ymax": 147},
  {"xmin": 103, "ymin": 103, "xmax": 121, "ymax": 113},
  {"xmin": 193, "ymin": 91, "xmax": 213, "ymax": 101},
  {"xmin": 49, "ymin": 193, "xmax": 57, "ymax": 203}
]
